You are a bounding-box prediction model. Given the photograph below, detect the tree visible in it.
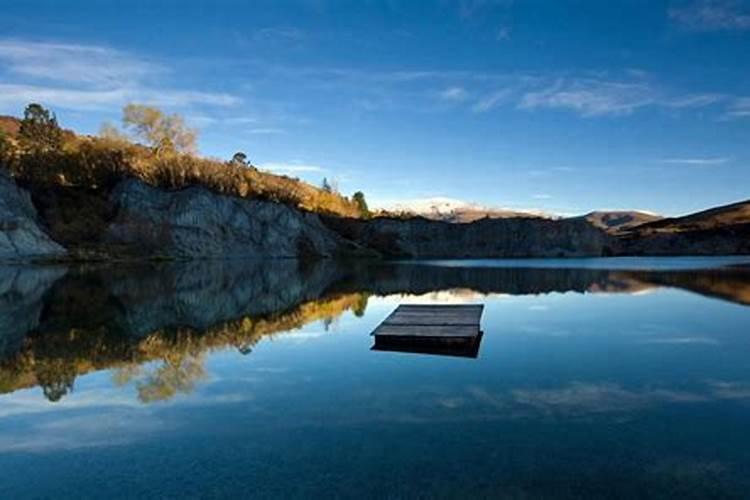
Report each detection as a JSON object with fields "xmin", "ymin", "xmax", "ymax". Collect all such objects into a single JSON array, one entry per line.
[
  {"xmin": 231, "ymin": 151, "xmax": 248, "ymax": 166},
  {"xmin": 18, "ymin": 103, "xmax": 63, "ymax": 153},
  {"xmin": 352, "ymin": 191, "xmax": 370, "ymax": 218},
  {"xmin": 321, "ymin": 177, "xmax": 332, "ymax": 193},
  {"xmin": 122, "ymin": 104, "xmax": 197, "ymax": 155}
]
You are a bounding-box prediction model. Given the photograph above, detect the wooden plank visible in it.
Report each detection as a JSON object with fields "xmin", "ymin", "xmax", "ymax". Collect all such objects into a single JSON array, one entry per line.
[
  {"xmin": 384, "ymin": 305, "xmax": 482, "ymax": 324},
  {"xmin": 371, "ymin": 304, "xmax": 483, "ymax": 338},
  {"xmin": 384, "ymin": 312, "xmax": 482, "ymax": 325},
  {"xmin": 395, "ymin": 305, "xmax": 482, "ymax": 312},
  {"xmin": 373, "ymin": 325, "xmax": 480, "ymax": 338}
]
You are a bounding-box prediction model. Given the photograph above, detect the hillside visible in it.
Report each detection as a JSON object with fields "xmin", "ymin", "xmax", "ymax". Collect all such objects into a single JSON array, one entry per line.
[
  {"xmin": 631, "ymin": 199, "xmax": 750, "ymax": 234},
  {"xmin": 0, "ymin": 111, "xmax": 364, "ymax": 220},
  {"xmin": 579, "ymin": 210, "xmax": 664, "ymax": 234},
  {"xmin": 617, "ymin": 199, "xmax": 750, "ymax": 255}
]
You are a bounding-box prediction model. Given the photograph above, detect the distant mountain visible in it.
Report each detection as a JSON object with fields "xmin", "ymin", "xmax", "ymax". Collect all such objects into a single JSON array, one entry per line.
[
  {"xmin": 380, "ymin": 197, "xmax": 549, "ymax": 222},
  {"xmin": 578, "ymin": 210, "xmax": 664, "ymax": 234}
]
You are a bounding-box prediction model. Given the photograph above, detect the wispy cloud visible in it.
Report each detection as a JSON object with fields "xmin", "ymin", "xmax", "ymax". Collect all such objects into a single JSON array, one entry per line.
[
  {"xmin": 472, "ymin": 89, "xmax": 513, "ymax": 112},
  {"xmin": 0, "ymin": 39, "xmax": 161, "ymax": 86},
  {"xmin": 247, "ymin": 128, "xmax": 286, "ymax": 135},
  {"xmin": 438, "ymin": 86, "xmax": 469, "ymax": 102},
  {"xmin": 669, "ymin": 0, "xmax": 750, "ymax": 31},
  {"xmin": 0, "ymin": 39, "xmax": 241, "ymax": 113},
  {"xmin": 238, "ymin": 61, "xmax": 729, "ymax": 120},
  {"xmin": 496, "ymin": 26, "xmax": 512, "ymax": 41},
  {"xmin": 0, "ymin": 83, "xmax": 239, "ymax": 112},
  {"xmin": 518, "ymin": 78, "xmax": 656, "ymax": 117},
  {"xmin": 666, "ymin": 93, "xmax": 725, "ymax": 108},
  {"xmin": 660, "ymin": 157, "xmax": 729, "ymax": 165},
  {"xmin": 722, "ymin": 96, "xmax": 750, "ymax": 119},
  {"xmin": 252, "ymin": 27, "xmax": 306, "ymax": 44},
  {"xmin": 639, "ymin": 336, "xmax": 720, "ymax": 345}
]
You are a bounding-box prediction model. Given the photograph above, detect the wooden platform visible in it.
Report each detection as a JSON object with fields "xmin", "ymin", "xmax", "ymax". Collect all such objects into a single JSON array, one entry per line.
[{"xmin": 371, "ymin": 304, "xmax": 484, "ymax": 358}]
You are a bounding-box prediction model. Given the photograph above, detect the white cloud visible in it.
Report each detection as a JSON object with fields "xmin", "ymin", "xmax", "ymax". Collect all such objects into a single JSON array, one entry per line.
[
  {"xmin": 438, "ymin": 86, "xmax": 469, "ymax": 102},
  {"xmin": 496, "ymin": 26, "xmax": 512, "ymax": 41},
  {"xmin": 669, "ymin": 0, "xmax": 750, "ymax": 31},
  {"xmin": 518, "ymin": 78, "xmax": 656, "ymax": 117},
  {"xmin": 472, "ymin": 89, "xmax": 512, "ymax": 112},
  {"xmin": 532, "ymin": 193, "xmax": 552, "ymax": 200},
  {"xmin": 225, "ymin": 116, "xmax": 258, "ymax": 124},
  {"xmin": 248, "ymin": 128, "xmax": 286, "ymax": 135},
  {"xmin": 660, "ymin": 157, "xmax": 729, "ymax": 165},
  {"xmin": 0, "ymin": 39, "xmax": 161, "ymax": 86},
  {"xmin": 237, "ymin": 60, "xmax": 734, "ymax": 120},
  {"xmin": 253, "ymin": 27, "xmax": 306, "ymax": 43},
  {"xmin": 639, "ymin": 336, "xmax": 720, "ymax": 345},
  {"xmin": 722, "ymin": 96, "xmax": 750, "ymax": 119},
  {"xmin": 666, "ymin": 93, "xmax": 725, "ymax": 108},
  {"xmin": 0, "ymin": 83, "xmax": 240, "ymax": 113},
  {"xmin": 0, "ymin": 39, "xmax": 241, "ymax": 114}
]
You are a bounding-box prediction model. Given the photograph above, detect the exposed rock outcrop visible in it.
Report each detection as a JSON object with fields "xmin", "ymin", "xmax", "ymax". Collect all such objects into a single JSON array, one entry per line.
[
  {"xmin": 324, "ymin": 215, "xmax": 612, "ymax": 258},
  {"xmin": 4, "ymin": 171, "xmax": 749, "ymax": 261},
  {"xmin": 104, "ymin": 179, "xmax": 367, "ymax": 259},
  {"xmin": 0, "ymin": 171, "xmax": 66, "ymax": 260}
]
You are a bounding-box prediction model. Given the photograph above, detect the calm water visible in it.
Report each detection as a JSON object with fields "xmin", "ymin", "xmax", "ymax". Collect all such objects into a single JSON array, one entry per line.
[{"xmin": 2, "ymin": 258, "xmax": 750, "ymax": 499}]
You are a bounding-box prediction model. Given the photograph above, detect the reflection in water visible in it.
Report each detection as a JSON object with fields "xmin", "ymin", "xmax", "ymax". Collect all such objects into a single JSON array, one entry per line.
[
  {"xmin": 372, "ymin": 332, "xmax": 484, "ymax": 358},
  {"xmin": 2, "ymin": 258, "xmax": 750, "ymax": 498},
  {"xmin": 1, "ymin": 259, "xmax": 750, "ymax": 403}
]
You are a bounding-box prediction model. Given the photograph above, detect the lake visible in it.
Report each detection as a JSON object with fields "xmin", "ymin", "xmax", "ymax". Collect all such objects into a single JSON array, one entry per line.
[{"xmin": 1, "ymin": 257, "xmax": 750, "ymax": 499}]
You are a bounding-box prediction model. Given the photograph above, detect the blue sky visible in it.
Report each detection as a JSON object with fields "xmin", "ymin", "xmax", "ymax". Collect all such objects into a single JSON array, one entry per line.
[{"xmin": 1, "ymin": 0, "xmax": 749, "ymax": 215}]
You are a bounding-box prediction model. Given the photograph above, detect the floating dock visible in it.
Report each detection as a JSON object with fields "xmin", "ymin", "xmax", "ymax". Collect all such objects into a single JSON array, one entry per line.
[{"xmin": 371, "ymin": 304, "xmax": 484, "ymax": 358}]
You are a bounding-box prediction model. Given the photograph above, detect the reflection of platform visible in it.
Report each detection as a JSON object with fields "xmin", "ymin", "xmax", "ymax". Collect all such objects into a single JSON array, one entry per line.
[{"xmin": 370, "ymin": 304, "xmax": 484, "ymax": 358}]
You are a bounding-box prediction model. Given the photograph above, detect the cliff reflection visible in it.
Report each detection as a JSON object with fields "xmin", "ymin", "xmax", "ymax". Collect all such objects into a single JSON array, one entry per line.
[{"xmin": 1, "ymin": 260, "xmax": 750, "ymax": 403}]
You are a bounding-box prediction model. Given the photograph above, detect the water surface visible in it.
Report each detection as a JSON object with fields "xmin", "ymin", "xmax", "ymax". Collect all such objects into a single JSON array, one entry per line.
[{"xmin": 1, "ymin": 258, "xmax": 750, "ymax": 498}]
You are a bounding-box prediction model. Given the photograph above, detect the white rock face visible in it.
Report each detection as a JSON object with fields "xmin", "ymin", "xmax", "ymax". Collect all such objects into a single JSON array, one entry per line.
[{"xmin": 0, "ymin": 170, "xmax": 66, "ymax": 260}]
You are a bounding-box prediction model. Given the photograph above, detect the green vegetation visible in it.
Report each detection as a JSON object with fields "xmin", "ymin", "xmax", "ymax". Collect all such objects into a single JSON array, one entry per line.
[
  {"xmin": 19, "ymin": 103, "xmax": 63, "ymax": 154},
  {"xmin": 1, "ymin": 103, "xmax": 366, "ymax": 218},
  {"xmin": 231, "ymin": 151, "xmax": 249, "ymax": 166}
]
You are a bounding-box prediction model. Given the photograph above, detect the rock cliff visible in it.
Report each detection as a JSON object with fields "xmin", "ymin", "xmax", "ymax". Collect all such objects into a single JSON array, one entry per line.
[
  {"xmin": 3, "ymin": 172, "xmax": 748, "ymax": 261},
  {"xmin": 323, "ymin": 215, "xmax": 612, "ymax": 258},
  {"xmin": 0, "ymin": 171, "xmax": 66, "ymax": 260},
  {"xmin": 104, "ymin": 179, "xmax": 366, "ymax": 259}
]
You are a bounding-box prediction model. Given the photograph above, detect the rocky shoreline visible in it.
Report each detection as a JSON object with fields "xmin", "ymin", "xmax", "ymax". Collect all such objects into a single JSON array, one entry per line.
[{"xmin": 1, "ymin": 172, "xmax": 748, "ymax": 262}]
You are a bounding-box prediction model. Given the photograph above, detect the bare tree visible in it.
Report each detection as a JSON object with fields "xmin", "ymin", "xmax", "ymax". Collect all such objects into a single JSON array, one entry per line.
[{"xmin": 122, "ymin": 104, "xmax": 197, "ymax": 155}]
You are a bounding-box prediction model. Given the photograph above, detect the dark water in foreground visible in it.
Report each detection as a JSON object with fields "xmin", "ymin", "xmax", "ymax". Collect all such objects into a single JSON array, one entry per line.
[{"xmin": 2, "ymin": 258, "xmax": 750, "ymax": 499}]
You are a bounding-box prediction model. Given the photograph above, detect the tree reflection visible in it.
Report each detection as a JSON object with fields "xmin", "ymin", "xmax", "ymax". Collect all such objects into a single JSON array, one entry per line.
[
  {"xmin": 1, "ymin": 260, "xmax": 750, "ymax": 404},
  {"xmin": 136, "ymin": 353, "xmax": 207, "ymax": 403}
]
